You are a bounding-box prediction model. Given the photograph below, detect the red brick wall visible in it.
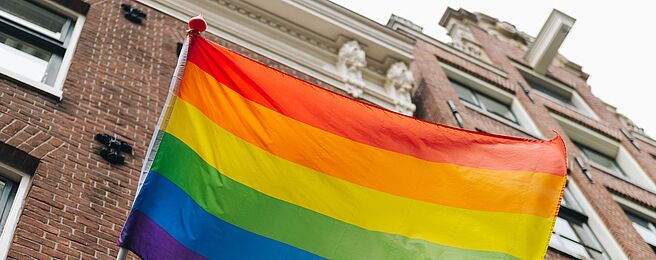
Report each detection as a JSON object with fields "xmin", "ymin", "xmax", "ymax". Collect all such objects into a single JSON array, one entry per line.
[
  {"xmin": 411, "ymin": 22, "xmax": 656, "ymax": 259},
  {"xmin": 0, "ymin": 0, "xmax": 343, "ymax": 258}
]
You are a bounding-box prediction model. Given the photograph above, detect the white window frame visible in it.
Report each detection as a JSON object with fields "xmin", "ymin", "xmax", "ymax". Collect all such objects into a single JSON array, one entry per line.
[
  {"xmin": 440, "ymin": 62, "xmax": 544, "ymax": 139},
  {"xmin": 0, "ymin": 162, "xmax": 33, "ymax": 259},
  {"xmin": 557, "ymin": 179, "xmax": 628, "ymax": 260},
  {"xmin": 0, "ymin": 1, "xmax": 86, "ymax": 99},
  {"xmin": 552, "ymin": 113, "xmax": 656, "ymax": 191},
  {"xmin": 515, "ymin": 63, "xmax": 599, "ymax": 120},
  {"xmin": 613, "ymin": 194, "xmax": 656, "ymax": 252}
]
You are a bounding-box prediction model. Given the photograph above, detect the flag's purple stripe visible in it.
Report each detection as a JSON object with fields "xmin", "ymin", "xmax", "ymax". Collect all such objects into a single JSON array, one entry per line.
[
  {"xmin": 119, "ymin": 211, "xmax": 205, "ymax": 260},
  {"xmin": 121, "ymin": 171, "xmax": 322, "ymax": 259}
]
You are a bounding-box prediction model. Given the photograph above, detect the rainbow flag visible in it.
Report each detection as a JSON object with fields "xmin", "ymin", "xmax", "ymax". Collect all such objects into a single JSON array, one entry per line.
[{"xmin": 118, "ymin": 35, "xmax": 567, "ymax": 259}]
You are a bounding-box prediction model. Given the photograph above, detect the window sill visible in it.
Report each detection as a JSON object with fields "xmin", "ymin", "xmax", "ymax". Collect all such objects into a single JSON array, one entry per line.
[
  {"xmin": 0, "ymin": 67, "xmax": 63, "ymax": 100},
  {"xmin": 462, "ymin": 102, "xmax": 543, "ymax": 139}
]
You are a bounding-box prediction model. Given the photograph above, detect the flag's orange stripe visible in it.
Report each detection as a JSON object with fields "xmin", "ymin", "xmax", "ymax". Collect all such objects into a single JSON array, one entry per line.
[
  {"xmin": 186, "ymin": 36, "xmax": 567, "ymax": 176},
  {"xmin": 177, "ymin": 63, "xmax": 565, "ymax": 218}
]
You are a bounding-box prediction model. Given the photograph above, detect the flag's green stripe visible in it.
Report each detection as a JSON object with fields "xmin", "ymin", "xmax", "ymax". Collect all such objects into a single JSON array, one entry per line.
[{"xmin": 152, "ymin": 133, "xmax": 517, "ymax": 260}]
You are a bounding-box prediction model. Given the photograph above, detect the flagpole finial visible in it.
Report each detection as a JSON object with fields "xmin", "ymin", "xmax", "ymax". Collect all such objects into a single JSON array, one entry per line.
[{"xmin": 188, "ymin": 14, "xmax": 207, "ymax": 33}]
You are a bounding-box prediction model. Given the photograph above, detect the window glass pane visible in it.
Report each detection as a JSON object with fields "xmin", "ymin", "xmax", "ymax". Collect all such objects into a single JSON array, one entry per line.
[
  {"xmin": 477, "ymin": 94, "xmax": 517, "ymax": 123},
  {"xmin": 575, "ymin": 143, "xmax": 622, "ymax": 175},
  {"xmin": 0, "ymin": 176, "xmax": 16, "ymax": 232},
  {"xmin": 625, "ymin": 210, "xmax": 656, "ymax": 246},
  {"xmin": 585, "ymin": 151, "xmax": 617, "ymax": 171},
  {"xmin": 552, "ymin": 217, "xmax": 591, "ymax": 258},
  {"xmin": 561, "ymin": 187, "xmax": 583, "ymax": 212},
  {"xmin": 633, "ymin": 222, "xmax": 656, "ymax": 246},
  {"xmin": 450, "ymin": 80, "xmax": 478, "ymax": 106},
  {"xmin": 552, "ymin": 216, "xmax": 610, "ymax": 259},
  {"xmin": 526, "ymin": 78, "xmax": 573, "ymax": 104},
  {"xmin": 0, "ymin": 0, "xmax": 67, "ymax": 38},
  {"xmin": 571, "ymin": 221, "xmax": 607, "ymax": 259},
  {"xmin": 0, "ymin": 30, "xmax": 51, "ymax": 83},
  {"xmin": 554, "ymin": 217, "xmax": 581, "ymax": 242},
  {"xmin": 576, "ymin": 144, "xmax": 625, "ymax": 176},
  {"xmin": 627, "ymin": 211, "xmax": 651, "ymax": 229}
]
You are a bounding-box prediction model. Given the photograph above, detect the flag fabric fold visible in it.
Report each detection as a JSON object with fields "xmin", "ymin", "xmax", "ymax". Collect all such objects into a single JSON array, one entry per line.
[{"xmin": 119, "ymin": 35, "xmax": 567, "ymax": 259}]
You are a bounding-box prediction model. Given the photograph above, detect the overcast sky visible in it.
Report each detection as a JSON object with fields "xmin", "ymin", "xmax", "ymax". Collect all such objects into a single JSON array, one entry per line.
[{"xmin": 332, "ymin": 0, "xmax": 656, "ymax": 137}]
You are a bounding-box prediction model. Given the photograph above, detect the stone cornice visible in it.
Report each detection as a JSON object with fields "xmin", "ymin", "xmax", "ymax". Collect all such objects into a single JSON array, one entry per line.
[{"xmin": 137, "ymin": 0, "xmax": 416, "ymax": 114}]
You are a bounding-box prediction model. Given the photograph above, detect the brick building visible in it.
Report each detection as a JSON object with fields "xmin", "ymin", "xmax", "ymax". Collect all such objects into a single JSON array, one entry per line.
[
  {"xmin": 389, "ymin": 8, "xmax": 656, "ymax": 259},
  {"xmin": 0, "ymin": 0, "xmax": 654, "ymax": 259}
]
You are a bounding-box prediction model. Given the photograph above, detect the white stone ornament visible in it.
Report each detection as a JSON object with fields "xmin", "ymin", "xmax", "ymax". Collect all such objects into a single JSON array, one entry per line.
[
  {"xmin": 337, "ymin": 40, "xmax": 366, "ymax": 98},
  {"xmin": 385, "ymin": 62, "xmax": 416, "ymax": 115}
]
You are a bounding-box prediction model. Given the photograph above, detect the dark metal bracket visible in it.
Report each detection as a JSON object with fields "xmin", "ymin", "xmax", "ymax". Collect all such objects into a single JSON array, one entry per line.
[
  {"xmin": 95, "ymin": 134, "xmax": 132, "ymax": 164},
  {"xmin": 517, "ymin": 82, "xmax": 535, "ymax": 103},
  {"xmin": 574, "ymin": 156, "xmax": 593, "ymax": 183},
  {"xmin": 121, "ymin": 4, "xmax": 147, "ymax": 24},
  {"xmin": 447, "ymin": 100, "xmax": 464, "ymax": 128}
]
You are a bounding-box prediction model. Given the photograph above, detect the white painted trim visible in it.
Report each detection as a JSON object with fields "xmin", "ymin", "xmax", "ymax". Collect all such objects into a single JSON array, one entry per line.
[
  {"xmin": 0, "ymin": 67, "xmax": 62, "ymax": 97},
  {"xmin": 552, "ymin": 113, "xmax": 656, "ymax": 191},
  {"xmin": 568, "ymin": 179, "xmax": 629, "ymax": 260},
  {"xmin": 515, "ymin": 62, "xmax": 600, "ymax": 120},
  {"xmin": 284, "ymin": 0, "xmax": 414, "ymax": 59},
  {"xmin": 53, "ymin": 15, "xmax": 85, "ymax": 101},
  {"xmin": 0, "ymin": 163, "xmax": 33, "ymax": 259},
  {"xmin": 440, "ymin": 62, "xmax": 544, "ymax": 139},
  {"xmin": 135, "ymin": 0, "xmax": 414, "ymax": 114}
]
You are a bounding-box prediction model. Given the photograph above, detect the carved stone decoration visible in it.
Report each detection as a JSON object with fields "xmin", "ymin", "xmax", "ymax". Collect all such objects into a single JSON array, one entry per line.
[
  {"xmin": 618, "ymin": 113, "xmax": 646, "ymax": 135},
  {"xmin": 337, "ymin": 40, "xmax": 367, "ymax": 98},
  {"xmin": 385, "ymin": 62, "xmax": 416, "ymax": 114},
  {"xmin": 446, "ymin": 22, "xmax": 491, "ymax": 62}
]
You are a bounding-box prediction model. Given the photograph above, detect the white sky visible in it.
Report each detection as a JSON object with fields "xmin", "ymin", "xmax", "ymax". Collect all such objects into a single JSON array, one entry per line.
[{"xmin": 332, "ymin": 0, "xmax": 656, "ymax": 137}]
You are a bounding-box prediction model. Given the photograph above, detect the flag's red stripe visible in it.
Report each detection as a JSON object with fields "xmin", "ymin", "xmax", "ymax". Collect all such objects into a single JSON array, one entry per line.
[{"xmin": 187, "ymin": 37, "xmax": 566, "ymax": 176}]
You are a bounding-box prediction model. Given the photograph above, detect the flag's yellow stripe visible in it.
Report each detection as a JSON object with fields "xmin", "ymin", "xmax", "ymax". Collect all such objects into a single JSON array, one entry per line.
[
  {"xmin": 165, "ymin": 99, "xmax": 558, "ymax": 259},
  {"xmin": 176, "ymin": 62, "xmax": 564, "ymax": 219}
]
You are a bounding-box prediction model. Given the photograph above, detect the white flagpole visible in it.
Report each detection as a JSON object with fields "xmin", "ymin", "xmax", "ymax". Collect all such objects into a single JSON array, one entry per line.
[{"xmin": 116, "ymin": 15, "xmax": 203, "ymax": 259}]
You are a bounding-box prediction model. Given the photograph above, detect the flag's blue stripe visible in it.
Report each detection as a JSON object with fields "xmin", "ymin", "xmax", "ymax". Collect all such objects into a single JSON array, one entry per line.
[{"xmin": 132, "ymin": 171, "xmax": 323, "ymax": 259}]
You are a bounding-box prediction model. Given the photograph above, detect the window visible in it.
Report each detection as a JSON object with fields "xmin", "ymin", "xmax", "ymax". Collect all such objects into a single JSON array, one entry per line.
[
  {"xmin": 0, "ymin": 176, "xmax": 16, "ymax": 232},
  {"xmin": 440, "ymin": 62, "xmax": 543, "ymax": 138},
  {"xmin": 574, "ymin": 142, "xmax": 626, "ymax": 177},
  {"xmin": 550, "ymin": 186, "xmax": 609, "ymax": 259},
  {"xmin": 0, "ymin": 0, "xmax": 84, "ymax": 98},
  {"xmin": 553, "ymin": 113, "xmax": 656, "ymax": 191},
  {"xmin": 515, "ymin": 63, "xmax": 599, "ymax": 120},
  {"xmin": 0, "ymin": 161, "xmax": 32, "ymax": 259},
  {"xmin": 450, "ymin": 79, "xmax": 518, "ymax": 123},
  {"xmin": 524, "ymin": 75, "xmax": 573, "ymax": 105},
  {"xmin": 624, "ymin": 209, "xmax": 656, "ymax": 252},
  {"xmin": 615, "ymin": 195, "xmax": 656, "ymax": 254}
]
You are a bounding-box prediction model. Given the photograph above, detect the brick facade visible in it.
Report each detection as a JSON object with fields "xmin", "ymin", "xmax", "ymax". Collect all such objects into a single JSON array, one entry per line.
[
  {"xmin": 1, "ymin": 1, "xmax": 655, "ymax": 259},
  {"xmin": 410, "ymin": 13, "xmax": 656, "ymax": 259}
]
